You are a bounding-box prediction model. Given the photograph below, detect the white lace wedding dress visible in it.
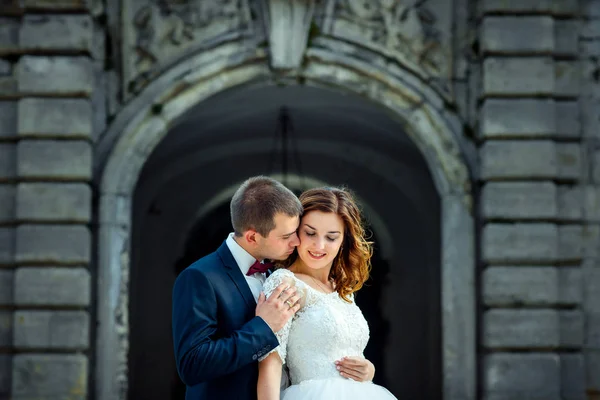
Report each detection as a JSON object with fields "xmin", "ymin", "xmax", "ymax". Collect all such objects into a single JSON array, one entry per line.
[{"xmin": 260, "ymin": 269, "xmax": 397, "ymax": 399}]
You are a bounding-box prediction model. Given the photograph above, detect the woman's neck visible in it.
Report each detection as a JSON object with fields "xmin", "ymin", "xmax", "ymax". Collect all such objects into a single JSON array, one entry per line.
[{"xmin": 290, "ymin": 258, "xmax": 332, "ymax": 283}]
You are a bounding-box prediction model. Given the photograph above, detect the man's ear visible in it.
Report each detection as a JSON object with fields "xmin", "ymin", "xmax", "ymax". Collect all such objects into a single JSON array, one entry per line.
[{"xmin": 244, "ymin": 229, "xmax": 259, "ymax": 246}]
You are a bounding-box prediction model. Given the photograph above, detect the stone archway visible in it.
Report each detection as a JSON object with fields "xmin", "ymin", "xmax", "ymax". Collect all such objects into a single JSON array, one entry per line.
[{"xmin": 94, "ymin": 37, "xmax": 475, "ymax": 400}]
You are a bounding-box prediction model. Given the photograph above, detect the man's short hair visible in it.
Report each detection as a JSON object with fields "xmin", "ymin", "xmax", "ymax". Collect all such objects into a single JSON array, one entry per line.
[{"xmin": 230, "ymin": 176, "xmax": 303, "ymax": 237}]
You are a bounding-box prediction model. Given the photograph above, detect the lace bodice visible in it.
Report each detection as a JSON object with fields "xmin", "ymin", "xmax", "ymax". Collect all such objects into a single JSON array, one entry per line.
[{"xmin": 260, "ymin": 269, "xmax": 370, "ymax": 385}]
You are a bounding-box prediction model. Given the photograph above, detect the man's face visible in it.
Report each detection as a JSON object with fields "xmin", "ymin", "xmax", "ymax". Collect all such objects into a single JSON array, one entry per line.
[{"xmin": 256, "ymin": 212, "xmax": 300, "ymax": 261}]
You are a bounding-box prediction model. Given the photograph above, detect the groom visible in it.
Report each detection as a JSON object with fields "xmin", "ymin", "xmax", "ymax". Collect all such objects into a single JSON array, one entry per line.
[{"xmin": 172, "ymin": 176, "xmax": 375, "ymax": 399}]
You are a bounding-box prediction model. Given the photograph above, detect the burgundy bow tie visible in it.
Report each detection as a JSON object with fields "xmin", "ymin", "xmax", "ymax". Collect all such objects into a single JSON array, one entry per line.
[{"xmin": 246, "ymin": 260, "xmax": 273, "ymax": 276}]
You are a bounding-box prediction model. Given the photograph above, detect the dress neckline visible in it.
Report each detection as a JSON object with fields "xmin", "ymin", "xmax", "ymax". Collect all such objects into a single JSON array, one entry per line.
[{"xmin": 291, "ymin": 273, "xmax": 338, "ymax": 297}]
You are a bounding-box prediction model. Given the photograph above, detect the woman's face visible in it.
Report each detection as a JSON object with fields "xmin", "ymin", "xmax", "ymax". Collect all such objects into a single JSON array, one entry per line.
[{"xmin": 297, "ymin": 210, "xmax": 345, "ymax": 271}]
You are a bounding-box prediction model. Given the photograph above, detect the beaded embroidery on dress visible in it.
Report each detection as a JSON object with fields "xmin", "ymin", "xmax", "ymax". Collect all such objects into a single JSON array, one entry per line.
[{"xmin": 260, "ymin": 269, "xmax": 397, "ymax": 399}]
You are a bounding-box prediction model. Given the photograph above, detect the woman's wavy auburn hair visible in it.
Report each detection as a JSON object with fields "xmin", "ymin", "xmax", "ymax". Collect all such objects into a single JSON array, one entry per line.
[{"xmin": 286, "ymin": 187, "xmax": 373, "ymax": 302}]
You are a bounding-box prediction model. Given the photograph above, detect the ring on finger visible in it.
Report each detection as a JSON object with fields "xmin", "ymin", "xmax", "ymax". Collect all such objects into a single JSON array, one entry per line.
[{"xmin": 285, "ymin": 299, "xmax": 294, "ymax": 308}]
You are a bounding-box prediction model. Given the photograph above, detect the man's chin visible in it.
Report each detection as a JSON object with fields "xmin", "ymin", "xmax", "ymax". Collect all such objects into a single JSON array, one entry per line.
[{"xmin": 272, "ymin": 252, "xmax": 294, "ymax": 261}]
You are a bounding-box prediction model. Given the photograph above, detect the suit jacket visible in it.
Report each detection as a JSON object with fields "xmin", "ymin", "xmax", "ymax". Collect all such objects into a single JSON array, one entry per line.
[{"xmin": 172, "ymin": 241, "xmax": 279, "ymax": 399}]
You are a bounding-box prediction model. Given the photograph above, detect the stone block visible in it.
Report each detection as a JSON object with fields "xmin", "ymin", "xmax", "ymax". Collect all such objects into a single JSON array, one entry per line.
[
  {"xmin": 484, "ymin": 309, "xmax": 559, "ymax": 348},
  {"xmin": 555, "ymin": 61, "xmax": 580, "ymax": 98},
  {"xmin": 584, "ymin": 1, "xmax": 600, "ymax": 17},
  {"xmin": 0, "ymin": 184, "xmax": 15, "ymax": 223},
  {"xmin": 20, "ymin": 14, "xmax": 93, "ymax": 52},
  {"xmin": 480, "ymin": 99, "xmax": 556, "ymax": 138},
  {"xmin": 593, "ymin": 149, "xmax": 600, "ymax": 184},
  {"xmin": 483, "ymin": 266, "xmax": 557, "ymax": 306},
  {"xmin": 556, "ymin": 101, "xmax": 580, "ymax": 138},
  {"xmin": 22, "ymin": 0, "xmax": 92, "ymax": 10},
  {"xmin": 481, "ymin": 17, "xmax": 553, "ymax": 54},
  {"xmin": 17, "ymin": 140, "xmax": 92, "ymax": 180},
  {"xmin": 552, "ymin": 0, "xmax": 580, "ymax": 15},
  {"xmin": 0, "ymin": 311, "xmax": 12, "ymax": 347},
  {"xmin": 91, "ymin": 60, "xmax": 106, "ymax": 139},
  {"xmin": 580, "ymin": 39, "xmax": 600, "ymax": 57},
  {"xmin": 480, "ymin": 141, "xmax": 557, "ymax": 180},
  {"xmin": 583, "ymin": 225, "xmax": 600, "ymax": 259},
  {"xmin": 558, "ymin": 268, "xmax": 582, "ymax": 305},
  {"xmin": 585, "ymin": 268, "xmax": 600, "ymax": 314},
  {"xmin": 16, "ymin": 225, "xmax": 90, "ymax": 264},
  {"xmin": 586, "ymin": 186, "xmax": 600, "ymax": 222},
  {"xmin": 17, "ymin": 56, "xmax": 92, "ymax": 96},
  {"xmin": 552, "ymin": 143, "xmax": 583, "ymax": 180},
  {"xmin": 560, "ymin": 354, "xmax": 586, "ymax": 400},
  {"xmin": 484, "ymin": 353, "xmax": 560, "ymax": 399},
  {"xmin": 559, "ymin": 310, "xmax": 583, "ymax": 348},
  {"xmin": 481, "ymin": 182, "xmax": 557, "ymax": 219},
  {"xmin": 0, "ymin": 100, "xmax": 16, "ymax": 139},
  {"xmin": 14, "ymin": 267, "xmax": 90, "ymax": 306},
  {"xmin": 555, "ymin": 20, "xmax": 579, "ymax": 57},
  {"xmin": 580, "ymin": 95, "xmax": 600, "ymax": 138},
  {"xmin": 587, "ymin": 313, "xmax": 600, "ymax": 349},
  {"xmin": 0, "ymin": 354, "xmax": 10, "ymax": 398},
  {"xmin": 0, "ymin": 17, "xmax": 18, "ymax": 55},
  {"xmin": 0, "ymin": 270, "xmax": 12, "ymax": 305},
  {"xmin": 16, "ymin": 183, "xmax": 91, "ymax": 222},
  {"xmin": 18, "ymin": 98, "xmax": 92, "ymax": 138},
  {"xmin": 558, "ymin": 225, "xmax": 584, "ymax": 261},
  {"xmin": 0, "ymin": 227, "xmax": 14, "ymax": 265},
  {"xmin": 483, "ymin": 57, "xmax": 554, "ymax": 96},
  {"xmin": 482, "ymin": 223, "xmax": 558, "ymax": 263},
  {"xmin": 586, "ymin": 350, "xmax": 600, "ymax": 390},
  {"xmin": 582, "ymin": 16, "xmax": 600, "ymax": 39},
  {"xmin": 481, "ymin": 0, "xmax": 578, "ymax": 15},
  {"xmin": 0, "ymin": 58, "xmax": 10, "ymax": 75},
  {"xmin": 0, "ymin": 75, "xmax": 17, "ymax": 98},
  {"xmin": 12, "ymin": 354, "xmax": 87, "ymax": 399},
  {"xmin": 558, "ymin": 185, "xmax": 583, "ymax": 221},
  {"xmin": 13, "ymin": 310, "xmax": 89, "ymax": 349},
  {"xmin": 0, "ymin": 143, "xmax": 15, "ymax": 180}
]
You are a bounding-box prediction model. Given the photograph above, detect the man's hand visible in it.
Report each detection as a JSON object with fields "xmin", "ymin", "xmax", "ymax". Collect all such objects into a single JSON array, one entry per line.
[
  {"xmin": 334, "ymin": 356, "xmax": 375, "ymax": 382},
  {"xmin": 256, "ymin": 283, "xmax": 301, "ymax": 332}
]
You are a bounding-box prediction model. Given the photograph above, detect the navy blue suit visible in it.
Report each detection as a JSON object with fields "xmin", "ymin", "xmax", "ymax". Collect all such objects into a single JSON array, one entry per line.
[{"xmin": 172, "ymin": 241, "xmax": 279, "ymax": 399}]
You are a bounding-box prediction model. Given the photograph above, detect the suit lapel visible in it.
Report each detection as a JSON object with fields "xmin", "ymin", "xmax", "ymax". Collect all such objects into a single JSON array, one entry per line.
[{"xmin": 216, "ymin": 241, "xmax": 257, "ymax": 310}]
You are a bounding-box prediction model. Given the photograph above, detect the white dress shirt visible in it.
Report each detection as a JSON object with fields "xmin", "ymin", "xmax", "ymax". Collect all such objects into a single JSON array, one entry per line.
[
  {"xmin": 225, "ymin": 233, "xmax": 291, "ymax": 390},
  {"xmin": 225, "ymin": 232, "xmax": 266, "ymax": 302}
]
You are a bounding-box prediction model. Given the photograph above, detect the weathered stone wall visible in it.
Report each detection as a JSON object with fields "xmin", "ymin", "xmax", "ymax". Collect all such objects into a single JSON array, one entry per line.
[
  {"xmin": 0, "ymin": 1, "xmax": 105, "ymax": 398},
  {"xmin": 478, "ymin": 0, "xmax": 598, "ymax": 399}
]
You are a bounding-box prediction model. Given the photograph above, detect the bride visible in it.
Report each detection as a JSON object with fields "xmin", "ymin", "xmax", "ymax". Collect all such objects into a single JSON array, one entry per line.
[{"xmin": 256, "ymin": 187, "xmax": 396, "ymax": 399}]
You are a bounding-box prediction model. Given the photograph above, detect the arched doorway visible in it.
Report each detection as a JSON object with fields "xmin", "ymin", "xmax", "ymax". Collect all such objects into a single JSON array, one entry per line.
[
  {"xmin": 94, "ymin": 41, "xmax": 474, "ymax": 400},
  {"xmin": 127, "ymin": 85, "xmax": 441, "ymax": 399}
]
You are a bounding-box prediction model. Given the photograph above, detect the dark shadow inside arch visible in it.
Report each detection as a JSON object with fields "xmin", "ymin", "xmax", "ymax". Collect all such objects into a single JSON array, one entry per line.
[{"xmin": 128, "ymin": 84, "xmax": 441, "ymax": 400}]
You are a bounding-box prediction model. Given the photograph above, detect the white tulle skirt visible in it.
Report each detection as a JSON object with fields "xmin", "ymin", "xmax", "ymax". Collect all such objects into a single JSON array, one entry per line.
[{"xmin": 282, "ymin": 378, "xmax": 397, "ymax": 399}]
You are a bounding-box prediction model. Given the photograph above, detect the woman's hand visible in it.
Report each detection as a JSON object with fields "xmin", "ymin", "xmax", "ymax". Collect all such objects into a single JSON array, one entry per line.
[{"xmin": 334, "ymin": 356, "xmax": 375, "ymax": 382}]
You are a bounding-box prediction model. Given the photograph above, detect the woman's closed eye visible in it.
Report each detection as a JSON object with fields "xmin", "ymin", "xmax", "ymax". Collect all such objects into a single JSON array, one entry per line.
[{"xmin": 305, "ymin": 231, "xmax": 337, "ymax": 241}]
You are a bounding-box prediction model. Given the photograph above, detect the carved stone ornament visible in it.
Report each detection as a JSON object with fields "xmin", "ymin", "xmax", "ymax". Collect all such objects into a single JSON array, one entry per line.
[
  {"xmin": 325, "ymin": 0, "xmax": 452, "ymax": 88},
  {"xmin": 123, "ymin": 0, "xmax": 256, "ymax": 94},
  {"xmin": 266, "ymin": 0, "xmax": 316, "ymax": 69}
]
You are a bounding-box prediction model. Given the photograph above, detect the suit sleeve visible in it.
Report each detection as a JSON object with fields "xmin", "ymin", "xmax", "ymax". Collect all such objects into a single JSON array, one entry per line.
[{"xmin": 172, "ymin": 267, "xmax": 279, "ymax": 386}]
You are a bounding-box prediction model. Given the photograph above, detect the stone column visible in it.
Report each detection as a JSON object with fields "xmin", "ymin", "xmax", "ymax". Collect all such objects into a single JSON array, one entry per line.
[
  {"xmin": 581, "ymin": 1, "xmax": 600, "ymax": 398},
  {"xmin": 478, "ymin": 1, "xmax": 585, "ymax": 399},
  {"xmin": 0, "ymin": 7, "xmax": 19, "ymax": 399},
  {"xmin": 0, "ymin": 1, "xmax": 104, "ymax": 398}
]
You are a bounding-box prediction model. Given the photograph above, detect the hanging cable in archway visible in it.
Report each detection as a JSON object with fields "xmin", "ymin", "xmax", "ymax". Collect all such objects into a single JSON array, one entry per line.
[{"xmin": 266, "ymin": 106, "xmax": 305, "ymax": 194}]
